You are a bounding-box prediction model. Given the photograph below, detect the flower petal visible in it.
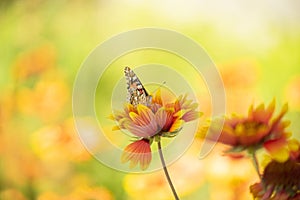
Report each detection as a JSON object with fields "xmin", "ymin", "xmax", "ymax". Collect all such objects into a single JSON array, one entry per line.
[
  {"xmin": 152, "ymin": 88, "xmax": 162, "ymax": 105},
  {"xmin": 169, "ymin": 118, "xmax": 184, "ymax": 133},
  {"xmin": 124, "ymin": 122, "xmax": 155, "ymax": 137},
  {"xmin": 173, "ymin": 109, "xmax": 188, "ymax": 118},
  {"xmin": 136, "ymin": 104, "xmax": 156, "ymax": 127},
  {"xmin": 124, "ymin": 103, "xmax": 136, "ymax": 113},
  {"xmin": 112, "ymin": 126, "xmax": 120, "ymax": 131},
  {"xmin": 121, "ymin": 139, "xmax": 152, "ymax": 170},
  {"xmin": 129, "ymin": 111, "xmax": 146, "ymax": 126},
  {"xmin": 155, "ymin": 107, "xmax": 167, "ymax": 130},
  {"xmin": 264, "ymin": 138, "xmax": 289, "ymax": 162},
  {"xmin": 107, "ymin": 113, "xmax": 115, "ymax": 120},
  {"xmin": 182, "ymin": 111, "xmax": 202, "ymax": 122},
  {"xmin": 250, "ymin": 182, "xmax": 265, "ymax": 198},
  {"xmin": 288, "ymin": 139, "xmax": 300, "ymax": 152}
]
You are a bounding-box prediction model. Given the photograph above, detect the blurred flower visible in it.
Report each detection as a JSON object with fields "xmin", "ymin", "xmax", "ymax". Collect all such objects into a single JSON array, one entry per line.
[
  {"xmin": 203, "ymin": 100, "xmax": 291, "ymax": 161},
  {"xmin": 31, "ymin": 118, "xmax": 90, "ymax": 163},
  {"xmin": 263, "ymin": 138, "xmax": 300, "ymax": 163},
  {"xmin": 0, "ymin": 122, "xmax": 43, "ymax": 190},
  {"xmin": 0, "ymin": 188, "xmax": 27, "ymax": 200},
  {"xmin": 284, "ymin": 75, "xmax": 300, "ymax": 111},
  {"xmin": 11, "ymin": 44, "xmax": 69, "ymax": 123},
  {"xmin": 111, "ymin": 89, "xmax": 201, "ymax": 170},
  {"xmin": 123, "ymin": 140, "xmax": 205, "ymax": 200},
  {"xmin": 204, "ymin": 144, "xmax": 256, "ymax": 200},
  {"xmin": 13, "ymin": 44, "xmax": 56, "ymax": 82},
  {"xmin": 220, "ymin": 60, "xmax": 258, "ymax": 89},
  {"xmin": 30, "ymin": 118, "xmax": 91, "ymax": 190},
  {"xmin": 219, "ymin": 59, "xmax": 260, "ymax": 113},
  {"xmin": 37, "ymin": 186, "xmax": 114, "ymax": 200},
  {"xmin": 17, "ymin": 76, "xmax": 69, "ymax": 121},
  {"xmin": 37, "ymin": 174, "xmax": 114, "ymax": 200},
  {"xmin": 250, "ymin": 141, "xmax": 300, "ymax": 200},
  {"xmin": 69, "ymin": 187, "xmax": 114, "ymax": 200}
]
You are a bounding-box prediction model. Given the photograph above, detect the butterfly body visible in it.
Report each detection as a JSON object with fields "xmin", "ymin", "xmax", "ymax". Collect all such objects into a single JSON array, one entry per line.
[{"xmin": 124, "ymin": 67, "xmax": 152, "ymax": 107}]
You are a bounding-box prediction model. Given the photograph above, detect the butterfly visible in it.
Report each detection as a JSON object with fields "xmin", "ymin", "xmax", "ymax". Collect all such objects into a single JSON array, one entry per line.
[{"xmin": 124, "ymin": 66, "xmax": 152, "ymax": 107}]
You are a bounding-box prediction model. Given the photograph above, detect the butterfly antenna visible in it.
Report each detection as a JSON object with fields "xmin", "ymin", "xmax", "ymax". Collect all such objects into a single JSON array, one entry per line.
[{"xmin": 151, "ymin": 81, "xmax": 166, "ymax": 94}]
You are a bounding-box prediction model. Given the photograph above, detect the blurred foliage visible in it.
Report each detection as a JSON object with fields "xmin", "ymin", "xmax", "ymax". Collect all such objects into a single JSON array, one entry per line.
[{"xmin": 0, "ymin": 0, "xmax": 300, "ymax": 199}]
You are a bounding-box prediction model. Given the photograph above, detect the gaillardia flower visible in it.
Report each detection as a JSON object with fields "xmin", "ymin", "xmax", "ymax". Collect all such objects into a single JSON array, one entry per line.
[
  {"xmin": 204, "ymin": 100, "xmax": 290, "ymax": 159},
  {"xmin": 250, "ymin": 139, "xmax": 300, "ymax": 200},
  {"xmin": 110, "ymin": 89, "xmax": 201, "ymax": 170}
]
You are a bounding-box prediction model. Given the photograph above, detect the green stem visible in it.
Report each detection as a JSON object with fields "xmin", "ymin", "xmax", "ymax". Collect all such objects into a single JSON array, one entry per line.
[
  {"xmin": 157, "ymin": 140, "xmax": 180, "ymax": 200},
  {"xmin": 251, "ymin": 151, "xmax": 262, "ymax": 180}
]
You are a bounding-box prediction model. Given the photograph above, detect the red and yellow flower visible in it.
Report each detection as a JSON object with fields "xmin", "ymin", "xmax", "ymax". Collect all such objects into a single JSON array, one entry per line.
[
  {"xmin": 250, "ymin": 139, "xmax": 300, "ymax": 199},
  {"xmin": 204, "ymin": 100, "xmax": 290, "ymax": 160},
  {"xmin": 110, "ymin": 89, "xmax": 201, "ymax": 170}
]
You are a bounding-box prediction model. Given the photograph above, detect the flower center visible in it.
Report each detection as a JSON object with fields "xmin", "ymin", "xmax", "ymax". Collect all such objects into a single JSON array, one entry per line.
[{"xmin": 235, "ymin": 121, "xmax": 265, "ymax": 136}]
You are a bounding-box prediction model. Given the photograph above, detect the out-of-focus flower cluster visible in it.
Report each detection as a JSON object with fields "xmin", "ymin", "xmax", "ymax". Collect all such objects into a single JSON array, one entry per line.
[
  {"xmin": 0, "ymin": 45, "xmax": 115, "ymax": 200},
  {"xmin": 200, "ymin": 99, "xmax": 300, "ymax": 199}
]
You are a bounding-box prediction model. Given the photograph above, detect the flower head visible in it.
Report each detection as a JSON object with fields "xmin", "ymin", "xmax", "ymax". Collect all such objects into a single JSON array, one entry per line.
[
  {"xmin": 250, "ymin": 140, "xmax": 300, "ymax": 199},
  {"xmin": 111, "ymin": 89, "xmax": 201, "ymax": 170},
  {"xmin": 13, "ymin": 44, "xmax": 56, "ymax": 81},
  {"xmin": 204, "ymin": 100, "xmax": 290, "ymax": 158}
]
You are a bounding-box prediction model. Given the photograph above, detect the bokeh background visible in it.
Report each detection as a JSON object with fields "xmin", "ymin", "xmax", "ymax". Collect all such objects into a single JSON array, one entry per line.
[{"xmin": 1, "ymin": 0, "xmax": 300, "ymax": 199}]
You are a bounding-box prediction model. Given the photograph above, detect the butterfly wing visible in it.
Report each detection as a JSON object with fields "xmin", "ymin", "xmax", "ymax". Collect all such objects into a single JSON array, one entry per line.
[{"xmin": 124, "ymin": 67, "xmax": 152, "ymax": 107}]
